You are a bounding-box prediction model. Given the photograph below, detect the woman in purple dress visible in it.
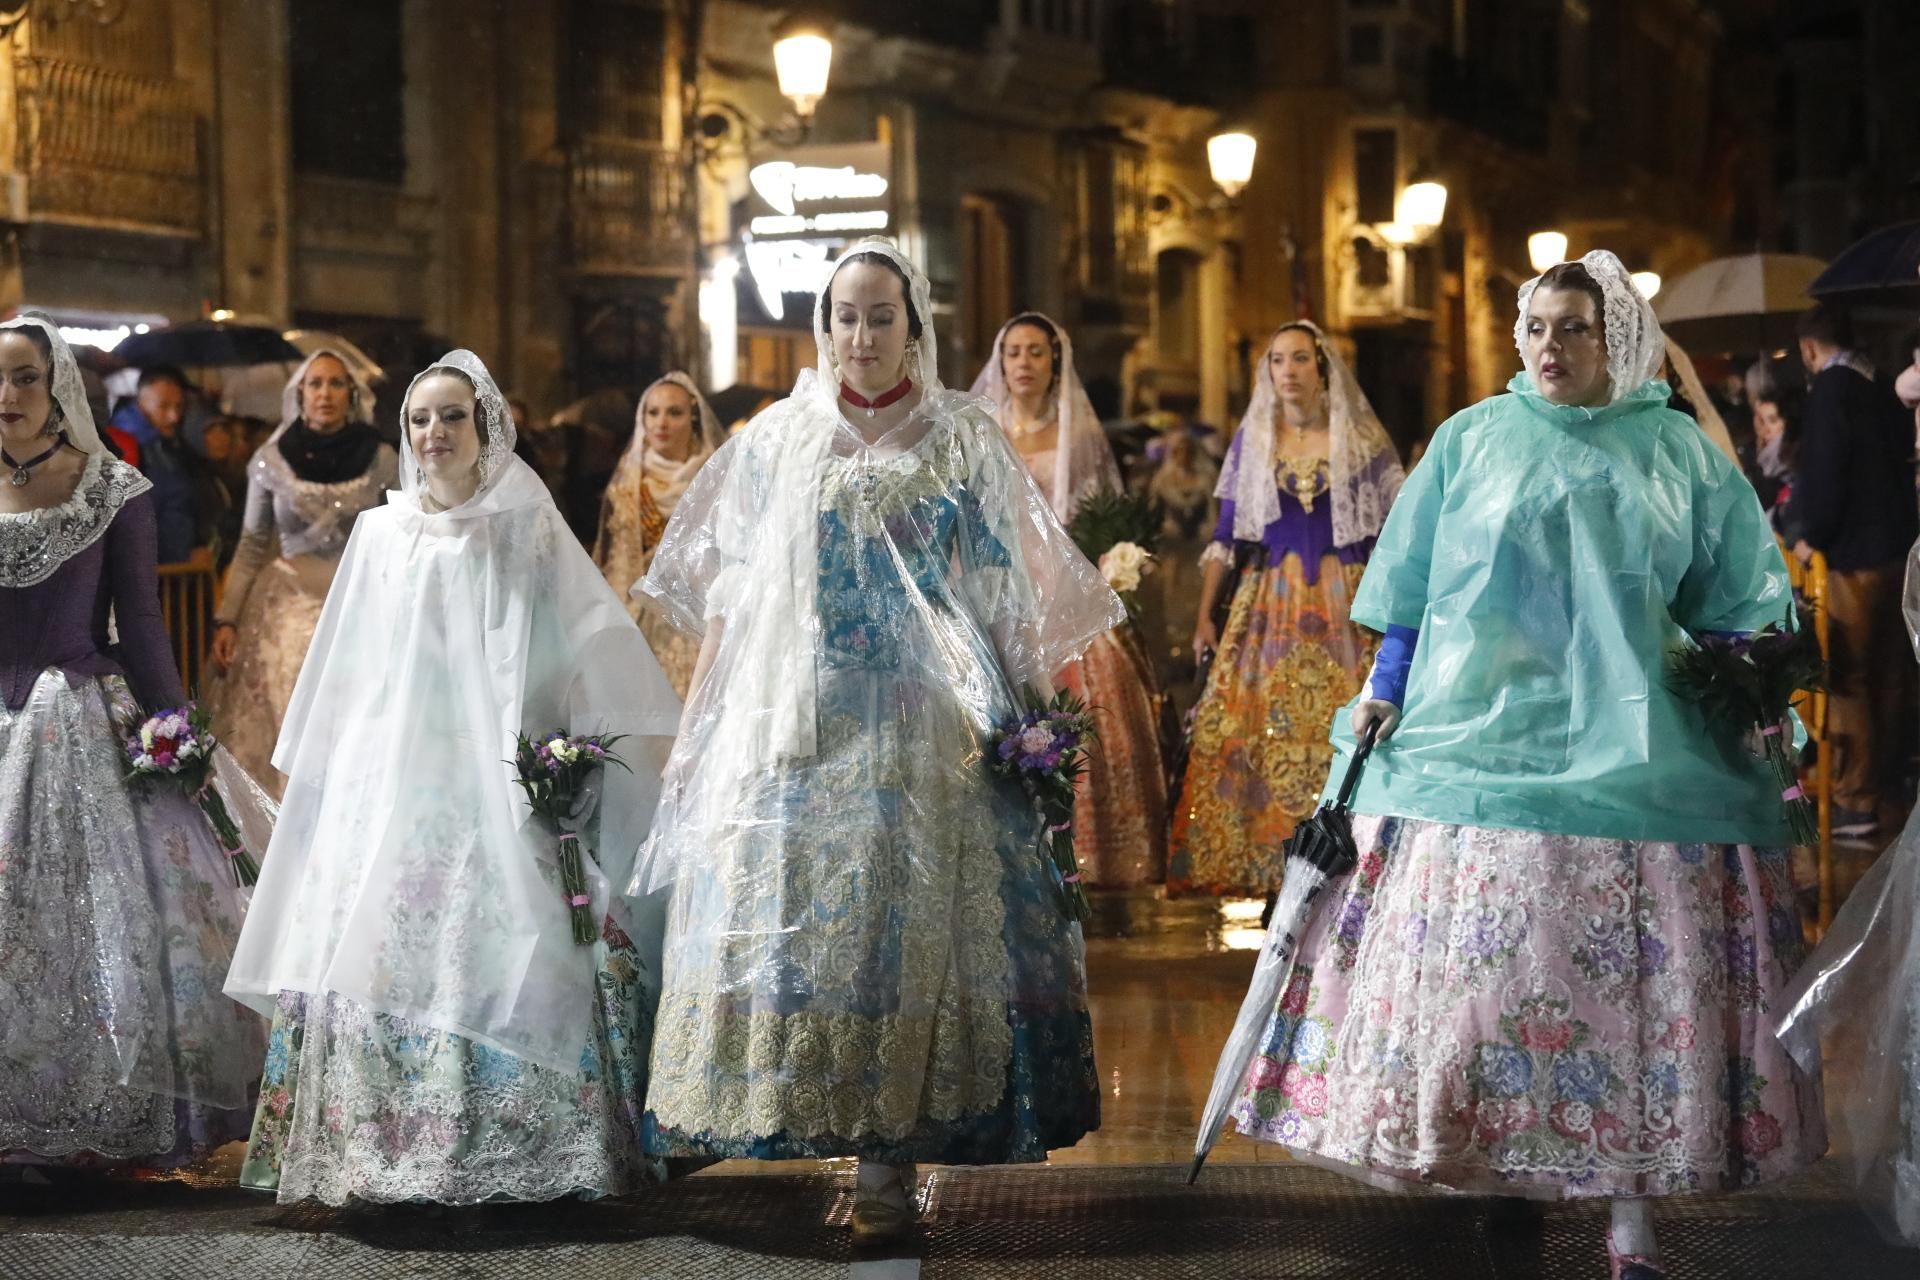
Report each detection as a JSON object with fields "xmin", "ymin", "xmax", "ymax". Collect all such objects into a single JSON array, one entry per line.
[{"xmin": 0, "ymin": 313, "xmax": 264, "ymax": 1169}]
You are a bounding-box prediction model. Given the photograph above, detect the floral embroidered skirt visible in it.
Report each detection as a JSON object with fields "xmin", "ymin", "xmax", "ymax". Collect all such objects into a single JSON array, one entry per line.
[
  {"xmin": 203, "ymin": 554, "xmax": 337, "ymax": 803},
  {"xmin": 240, "ymin": 919, "xmax": 665, "ymax": 1206},
  {"xmin": 1059, "ymin": 623, "xmax": 1169, "ymax": 889},
  {"xmin": 644, "ymin": 664, "xmax": 1100, "ymax": 1165},
  {"xmin": 1169, "ymin": 553, "xmax": 1376, "ymax": 895},
  {"xmin": 0, "ymin": 672, "xmax": 260, "ymax": 1166},
  {"xmin": 1228, "ymin": 814, "xmax": 1827, "ymax": 1197}
]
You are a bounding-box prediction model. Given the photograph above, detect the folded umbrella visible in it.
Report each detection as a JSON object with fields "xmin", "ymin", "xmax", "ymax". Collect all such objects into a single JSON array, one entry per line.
[{"xmin": 1188, "ymin": 718, "xmax": 1380, "ymax": 1184}]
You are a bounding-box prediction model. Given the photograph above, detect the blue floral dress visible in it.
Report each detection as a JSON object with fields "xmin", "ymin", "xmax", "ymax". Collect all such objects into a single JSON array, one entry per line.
[{"xmin": 643, "ymin": 417, "xmax": 1102, "ymax": 1164}]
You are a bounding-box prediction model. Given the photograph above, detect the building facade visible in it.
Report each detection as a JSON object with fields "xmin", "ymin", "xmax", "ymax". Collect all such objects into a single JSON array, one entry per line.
[
  {"xmin": 0, "ymin": 0, "xmax": 697, "ymax": 416},
  {"xmin": 0, "ymin": 0, "xmax": 1760, "ymax": 440}
]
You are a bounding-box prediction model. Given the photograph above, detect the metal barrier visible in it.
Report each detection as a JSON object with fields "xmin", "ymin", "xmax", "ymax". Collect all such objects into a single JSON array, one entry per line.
[
  {"xmin": 1780, "ymin": 540, "xmax": 1834, "ymax": 933},
  {"xmin": 155, "ymin": 561, "xmax": 217, "ymax": 696}
]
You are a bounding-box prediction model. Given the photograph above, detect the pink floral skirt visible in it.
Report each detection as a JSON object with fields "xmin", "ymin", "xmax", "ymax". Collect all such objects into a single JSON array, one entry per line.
[{"xmin": 1229, "ymin": 814, "xmax": 1826, "ymax": 1197}]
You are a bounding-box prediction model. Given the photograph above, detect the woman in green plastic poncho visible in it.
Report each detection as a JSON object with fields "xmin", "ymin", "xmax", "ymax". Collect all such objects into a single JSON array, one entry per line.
[{"xmin": 1218, "ymin": 251, "xmax": 1825, "ymax": 1279}]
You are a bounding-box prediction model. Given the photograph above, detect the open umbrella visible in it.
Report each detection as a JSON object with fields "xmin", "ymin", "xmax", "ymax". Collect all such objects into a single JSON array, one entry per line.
[
  {"xmin": 114, "ymin": 319, "xmax": 302, "ymax": 368},
  {"xmin": 1655, "ymin": 253, "xmax": 1825, "ymax": 354},
  {"xmin": 1188, "ymin": 719, "xmax": 1380, "ymax": 1184},
  {"xmin": 1809, "ymin": 221, "xmax": 1920, "ymax": 301},
  {"xmin": 284, "ymin": 329, "xmax": 386, "ymax": 387}
]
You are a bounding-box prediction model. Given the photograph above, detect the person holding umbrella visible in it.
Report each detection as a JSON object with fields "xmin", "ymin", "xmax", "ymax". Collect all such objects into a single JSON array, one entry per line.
[{"xmin": 1205, "ymin": 251, "xmax": 1824, "ymax": 1279}]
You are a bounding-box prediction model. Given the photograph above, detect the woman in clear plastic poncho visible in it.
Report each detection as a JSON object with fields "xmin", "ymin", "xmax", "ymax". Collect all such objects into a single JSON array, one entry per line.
[
  {"xmin": 970, "ymin": 312, "xmax": 1168, "ymax": 888},
  {"xmin": 1168, "ymin": 321, "xmax": 1404, "ymax": 896},
  {"xmin": 202, "ymin": 350, "xmax": 397, "ymax": 801},
  {"xmin": 1215, "ymin": 252, "xmax": 1824, "ymax": 1277},
  {"xmin": 223, "ymin": 351, "xmax": 682, "ymax": 1206},
  {"xmin": 1775, "ymin": 537, "xmax": 1920, "ymax": 1248},
  {"xmin": 632, "ymin": 239, "xmax": 1123, "ymax": 1240},
  {"xmin": 593, "ymin": 371, "xmax": 724, "ymax": 698},
  {"xmin": 0, "ymin": 313, "xmax": 265, "ymax": 1168}
]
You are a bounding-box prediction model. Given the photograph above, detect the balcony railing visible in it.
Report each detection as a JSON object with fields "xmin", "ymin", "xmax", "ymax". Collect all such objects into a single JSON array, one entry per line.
[
  {"xmin": 567, "ymin": 139, "xmax": 693, "ymax": 278},
  {"xmin": 12, "ymin": 55, "xmax": 201, "ymax": 235}
]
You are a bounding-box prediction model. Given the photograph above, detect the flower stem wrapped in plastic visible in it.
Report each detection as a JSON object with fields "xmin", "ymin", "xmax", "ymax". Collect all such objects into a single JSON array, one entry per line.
[
  {"xmin": 1667, "ymin": 605, "xmax": 1825, "ymax": 845},
  {"xmin": 510, "ymin": 730, "xmax": 632, "ymax": 945},
  {"xmin": 126, "ymin": 703, "xmax": 260, "ymax": 888},
  {"xmin": 990, "ymin": 689, "xmax": 1100, "ymax": 922}
]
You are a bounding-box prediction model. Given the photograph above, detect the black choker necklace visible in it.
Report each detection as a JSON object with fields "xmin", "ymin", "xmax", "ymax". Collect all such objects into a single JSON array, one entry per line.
[{"xmin": 3, "ymin": 432, "xmax": 66, "ymax": 487}]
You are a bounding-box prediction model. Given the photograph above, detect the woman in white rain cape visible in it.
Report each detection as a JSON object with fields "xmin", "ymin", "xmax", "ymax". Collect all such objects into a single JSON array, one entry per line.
[
  {"xmin": 632, "ymin": 239, "xmax": 1123, "ymax": 1238},
  {"xmin": 0, "ymin": 313, "xmax": 265, "ymax": 1169},
  {"xmin": 971, "ymin": 312, "xmax": 1170, "ymax": 888},
  {"xmin": 224, "ymin": 350, "xmax": 681, "ymax": 1206},
  {"xmin": 1776, "ymin": 538, "xmax": 1920, "ymax": 1248},
  {"xmin": 593, "ymin": 371, "xmax": 724, "ymax": 697}
]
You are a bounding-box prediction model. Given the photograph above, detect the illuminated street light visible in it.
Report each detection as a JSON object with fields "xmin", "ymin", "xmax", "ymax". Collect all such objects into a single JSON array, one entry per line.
[
  {"xmin": 1631, "ymin": 271, "xmax": 1662, "ymax": 299},
  {"xmin": 773, "ymin": 21, "xmax": 833, "ymax": 122},
  {"xmin": 1528, "ymin": 230, "xmax": 1569, "ymax": 274},
  {"xmin": 1207, "ymin": 132, "xmax": 1257, "ymax": 200},
  {"xmin": 1396, "ymin": 180, "xmax": 1448, "ymax": 233}
]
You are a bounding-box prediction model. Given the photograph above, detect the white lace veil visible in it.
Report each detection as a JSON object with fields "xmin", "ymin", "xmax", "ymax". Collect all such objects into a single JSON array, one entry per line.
[
  {"xmin": 1514, "ymin": 249, "xmax": 1666, "ymax": 405},
  {"xmin": 1216, "ymin": 320, "xmax": 1404, "ymax": 548},
  {"xmin": 395, "ymin": 349, "xmax": 521, "ymax": 508},
  {"xmin": 1, "ymin": 312, "xmax": 105, "ymax": 455},
  {"xmin": 969, "ymin": 312, "xmax": 1124, "ymax": 522},
  {"xmin": 606, "ymin": 371, "xmax": 724, "ymax": 494},
  {"xmin": 811, "ymin": 235, "xmax": 941, "ymax": 403},
  {"xmin": 274, "ymin": 347, "xmax": 375, "ymax": 440}
]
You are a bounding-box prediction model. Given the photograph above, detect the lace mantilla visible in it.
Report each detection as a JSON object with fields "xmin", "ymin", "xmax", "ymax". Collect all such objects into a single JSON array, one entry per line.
[{"xmin": 0, "ymin": 454, "xmax": 151, "ymax": 588}]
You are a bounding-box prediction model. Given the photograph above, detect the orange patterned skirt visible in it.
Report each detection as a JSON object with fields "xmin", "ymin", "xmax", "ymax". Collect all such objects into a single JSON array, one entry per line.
[
  {"xmin": 1059, "ymin": 623, "xmax": 1169, "ymax": 889},
  {"xmin": 1167, "ymin": 553, "xmax": 1376, "ymax": 896}
]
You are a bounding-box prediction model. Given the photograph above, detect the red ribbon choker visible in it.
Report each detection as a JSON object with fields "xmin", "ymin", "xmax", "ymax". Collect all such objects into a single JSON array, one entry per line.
[{"xmin": 839, "ymin": 376, "xmax": 914, "ymax": 415}]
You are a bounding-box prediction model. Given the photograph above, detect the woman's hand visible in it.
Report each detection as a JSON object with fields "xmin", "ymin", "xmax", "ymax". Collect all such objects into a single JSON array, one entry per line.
[
  {"xmin": 1792, "ymin": 539, "xmax": 1814, "ymax": 566},
  {"xmin": 210, "ymin": 623, "xmax": 239, "ymax": 673},
  {"xmin": 1192, "ymin": 616, "xmax": 1220, "ymax": 660},
  {"xmin": 1351, "ymin": 698, "xmax": 1401, "ymax": 742}
]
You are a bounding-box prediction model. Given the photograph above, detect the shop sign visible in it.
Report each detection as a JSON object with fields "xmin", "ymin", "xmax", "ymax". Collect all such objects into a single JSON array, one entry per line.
[{"xmin": 739, "ymin": 142, "xmax": 891, "ymax": 321}]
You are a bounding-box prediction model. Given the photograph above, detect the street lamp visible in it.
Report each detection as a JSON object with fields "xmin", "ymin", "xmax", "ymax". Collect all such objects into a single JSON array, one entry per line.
[
  {"xmin": 1631, "ymin": 271, "xmax": 1662, "ymax": 300},
  {"xmin": 1207, "ymin": 132, "xmax": 1257, "ymax": 201},
  {"xmin": 772, "ymin": 18, "xmax": 833, "ymax": 123},
  {"xmin": 1528, "ymin": 230, "xmax": 1568, "ymax": 274},
  {"xmin": 1396, "ymin": 180, "xmax": 1448, "ymax": 234}
]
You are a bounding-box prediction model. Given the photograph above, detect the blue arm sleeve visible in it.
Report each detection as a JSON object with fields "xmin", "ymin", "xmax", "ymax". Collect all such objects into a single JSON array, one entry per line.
[{"xmin": 1364, "ymin": 623, "xmax": 1419, "ymax": 706}]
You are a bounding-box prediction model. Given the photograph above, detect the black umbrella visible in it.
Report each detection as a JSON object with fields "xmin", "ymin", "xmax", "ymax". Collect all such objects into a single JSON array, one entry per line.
[
  {"xmin": 1808, "ymin": 221, "xmax": 1920, "ymax": 301},
  {"xmin": 113, "ymin": 320, "xmax": 302, "ymax": 368},
  {"xmin": 1189, "ymin": 718, "xmax": 1381, "ymax": 1184}
]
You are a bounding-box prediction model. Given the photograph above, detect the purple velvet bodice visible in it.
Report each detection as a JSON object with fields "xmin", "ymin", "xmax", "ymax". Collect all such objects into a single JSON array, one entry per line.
[
  {"xmin": 1, "ymin": 459, "xmax": 186, "ymax": 712},
  {"xmin": 1210, "ymin": 487, "xmax": 1373, "ymax": 583}
]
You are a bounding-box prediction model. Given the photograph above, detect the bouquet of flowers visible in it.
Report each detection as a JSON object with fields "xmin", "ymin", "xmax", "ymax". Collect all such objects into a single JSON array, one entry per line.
[
  {"xmin": 1070, "ymin": 492, "xmax": 1161, "ymax": 622},
  {"xmin": 509, "ymin": 730, "xmax": 630, "ymax": 945},
  {"xmin": 125, "ymin": 703, "xmax": 259, "ymax": 888},
  {"xmin": 1668, "ymin": 605, "xmax": 1825, "ymax": 845},
  {"xmin": 989, "ymin": 689, "xmax": 1099, "ymax": 923}
]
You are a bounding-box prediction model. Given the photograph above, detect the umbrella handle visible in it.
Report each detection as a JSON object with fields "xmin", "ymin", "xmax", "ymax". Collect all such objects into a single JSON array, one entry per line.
[{"xmin": 1333, "ymin": 718, "xmax": 1381, "ymax": 809}]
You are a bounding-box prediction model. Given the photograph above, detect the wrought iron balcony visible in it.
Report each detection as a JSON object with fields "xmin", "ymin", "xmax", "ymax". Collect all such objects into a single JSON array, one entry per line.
[{"xmin": 567, "ymin": 138, "xmax": 693, "ymax": 278}]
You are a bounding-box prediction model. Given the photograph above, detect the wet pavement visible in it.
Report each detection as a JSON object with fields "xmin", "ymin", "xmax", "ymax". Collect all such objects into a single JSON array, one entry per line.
[{"xmin": 1, "ymin": 888, "xmax": 1906, "ymax": 1278}]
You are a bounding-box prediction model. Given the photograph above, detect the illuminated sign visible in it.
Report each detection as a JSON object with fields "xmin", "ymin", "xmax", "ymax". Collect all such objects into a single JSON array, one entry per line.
[{"xmin": 738, "ymin": 142, "xmax": 892, "ymax": 322}]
